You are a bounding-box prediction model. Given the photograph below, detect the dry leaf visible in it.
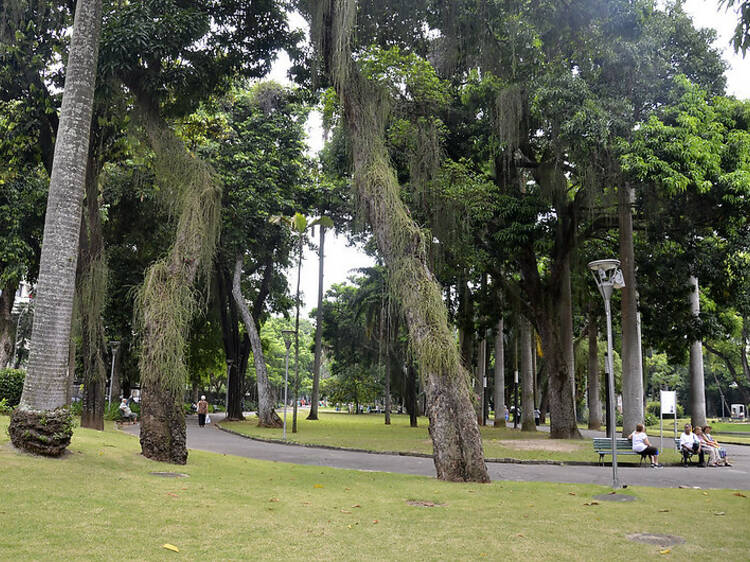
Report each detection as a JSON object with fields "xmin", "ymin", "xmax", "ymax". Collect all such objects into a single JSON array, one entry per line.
[
  {"xmin": 568, "ymin": 492, "xmax": 576, "ymax": 496},
  {"xmin": 167, "ymin": 493, "xmax": 178, "ymax": 498},
  {"xmin": 713, "ymin": 511, "xmax": 726, "ymax": 516},
  {"xmin": 517, "ymin": 534, "xmax": 525, "ymax": 538},
  {"xmin": 162, "ymin": 544, "xmax": 179, "ymax": 552},
  {"xmin": 269, "ymin": 498, "xmax": 280, "ymax": 503},
  {"xmin": 340, "ymin": 509, "xmax": 352, "ymax": 514},
  {"xmin": 347, "ymin": 525, "xmax": 352, "ymax": 529},
  {"xmin": 583, "ymin": 501, "xmax": 600, "ymax": 506},
  {"xmin": 658, "ymin": 509, "xmax": 670, "ymax": 513},
  {"xmin": 659, "ymin": 549, "xmax": 671, "ymax": 555},
  {"xmin": 314, "ymin": 484, "xmax": 324, "ymax": 489},
  {"xmin": 702, "ymin": 492, "xmax": 708, "ymax": 496},
  {"xmin": 351, "ymin": 504, "xmax": 361, "ymax": 508},
  {"xmin": 733, "ymin": 492, "xmax": 746, "ymax": 498},
  {"xmin": 372, "ymin": 520, "xmax": 379, "ymax": 524}
]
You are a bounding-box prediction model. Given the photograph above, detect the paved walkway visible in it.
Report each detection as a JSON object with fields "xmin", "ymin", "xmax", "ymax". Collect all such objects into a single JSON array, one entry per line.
[{"xmin": 120, "ymin": 415, "xmax": 750, "ymax": 490}]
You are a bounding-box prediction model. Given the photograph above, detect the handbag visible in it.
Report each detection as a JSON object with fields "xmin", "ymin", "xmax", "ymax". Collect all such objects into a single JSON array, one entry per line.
[{"xmin": 206, "ymin": 414, "xmax": 211, "ymax": 424}]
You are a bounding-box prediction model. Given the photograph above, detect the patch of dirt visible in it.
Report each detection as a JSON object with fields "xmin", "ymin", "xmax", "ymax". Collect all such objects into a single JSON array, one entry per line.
[
  {"xmin": 626, "ymin": 533, "xmax": 685, "ymax": 547},
  {"xmin": 407, "ymin": 500, "xmax": 445, "ymax": 508},
  {"xmin": 492, "ymin": 439, "xmax": 584, "ymax": 453}
]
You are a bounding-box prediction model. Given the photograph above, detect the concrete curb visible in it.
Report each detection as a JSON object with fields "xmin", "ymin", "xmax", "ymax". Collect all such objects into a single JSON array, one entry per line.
[{"xmin": 216, "ymin": 423, "xmax": 682, "ymax": 468}]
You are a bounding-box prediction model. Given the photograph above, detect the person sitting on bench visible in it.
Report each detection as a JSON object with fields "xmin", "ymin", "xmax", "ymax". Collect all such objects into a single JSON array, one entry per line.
[
  {"xmin": 679, "ymin": 423, "xmax": 700, "ymax": 465},
  {"xmin": 703, "ymin": 425, "xmax": 732, "ymax": 467},
  {"xmin": 628, "ymin": 423, "xmax": 662, "ymax": 468},
  {"xmin": 694, "ymin": 426, "xmax": 719, "ymax": 467},
  {"xmin": 119, "ymin": 398, "xmax": 137, "ymax": 423}
]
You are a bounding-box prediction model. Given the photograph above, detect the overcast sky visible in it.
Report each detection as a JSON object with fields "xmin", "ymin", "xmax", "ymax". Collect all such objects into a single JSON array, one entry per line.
[{"xmin": 270, "ymin": 3, "xmax": 749, "ymax": 315}]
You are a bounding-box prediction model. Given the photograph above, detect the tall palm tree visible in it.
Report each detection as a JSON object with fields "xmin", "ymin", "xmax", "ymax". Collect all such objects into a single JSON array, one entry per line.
[{"xmin": 9, "ymin": 0, "xmax": 103, "ymax": 455}]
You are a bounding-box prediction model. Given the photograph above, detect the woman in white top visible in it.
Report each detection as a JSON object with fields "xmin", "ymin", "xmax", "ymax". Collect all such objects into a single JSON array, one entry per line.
[{"xmin": 628, "ymin": 423, "xmax": 662, "ymax": 467}]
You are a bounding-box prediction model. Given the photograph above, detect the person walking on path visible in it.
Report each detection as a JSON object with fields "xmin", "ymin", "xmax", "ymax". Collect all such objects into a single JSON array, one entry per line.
[{"xmin": 197, "ymin": 396, "xmax": 209, "ymax": 428}]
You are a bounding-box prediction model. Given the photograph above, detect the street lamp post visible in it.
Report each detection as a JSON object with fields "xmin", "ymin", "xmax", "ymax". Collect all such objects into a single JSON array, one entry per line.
[
  {"xmin": 281, "ymin": 329, "xmax": 296, "ymax": 440},
  {"xmin": 225, "ymin": 358, "xmax": 234, "ymax": 415},
  {"xmin": 588, "ymin": 259, "xmax": 625, "ymax": 489},
  {"xmin": 107, "ymin": 340, "xmax": 121, "ymax": 404}
]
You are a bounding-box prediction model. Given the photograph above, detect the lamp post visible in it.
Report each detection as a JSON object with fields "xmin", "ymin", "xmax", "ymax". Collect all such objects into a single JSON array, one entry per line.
[
  {"xmin": 588, "ymin": 259, "xmax": 625, "ymax": 489},
  {"xmin": 225, "ymin": 358, "xmax": 234, "ymax": 415},
  {"xmin": 281, "ymin": 329, "xmax": 296, "ymax": 440},
  {"xmin": 107, "ymin": 340, "xmax": 121, "ymax": 404}
]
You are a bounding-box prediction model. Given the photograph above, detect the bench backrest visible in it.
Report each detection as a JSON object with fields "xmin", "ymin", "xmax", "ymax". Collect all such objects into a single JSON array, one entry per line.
[{"xmin": 592, "ymin": 438, "xmax": 633, "ymax": 451}]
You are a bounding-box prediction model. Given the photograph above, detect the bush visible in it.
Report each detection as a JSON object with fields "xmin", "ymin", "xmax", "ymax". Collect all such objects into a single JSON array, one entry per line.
[
  {"xmin": 0, "ymin": 368, "xmax": 25, "ymax": 406},
  {"xmin": 0, "ymin": 398, "xmax": 12, "ymax": 415},
  {"xmin": 644, "ymin": 413, "xmax": 658, "ymax": 427}
]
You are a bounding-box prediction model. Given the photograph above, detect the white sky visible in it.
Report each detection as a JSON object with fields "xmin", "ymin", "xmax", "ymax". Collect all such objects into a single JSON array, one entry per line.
[{"xmin": 270, "ymin": 4, "xmax": 749, "ymax": 314}]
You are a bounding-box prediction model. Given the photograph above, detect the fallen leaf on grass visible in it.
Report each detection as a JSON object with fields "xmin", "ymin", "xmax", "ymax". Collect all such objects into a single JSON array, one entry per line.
[
  {"xmin": 733, "ymin": 492, "xmax": 746, "ymax": 498},
  {"xmin": 167, "ymin": 493, "xmax": 178, "ymax": 498},
  {"xmin": 659, "ymin": 549, "xmax": 671, "ymax": 555},
  {"xmin": 658, "ymin": 509, "xmax": 670, "ymax": 513},
  {"xmin": 372, "ymin": 520, "xmax": 379, "ymax": 524},
  {"xmin": 162, "ymin": 544, "xmax": 179, "ymax": 552},
  {"xmin": 516, "ymin": 534, "xmax": 525, "ymax": 538},
  {"xmin": 340, "ymin": 509, "xmax": 352, "ymax": 514},
  {"xmin": 702, "ymin": 492, "xmax": 708, "ymax": 496},
  {"xmin": 302, "ymin": 501, "xmax": 312, "ymax": 506},
  {"xmin": 351, "ymin": 504, "xmax": 361, "ymax": 508},
  {"xmin": 347, "ymin": 525, "xmax": 352, "ymax": 529},
  {"xmin": 583, "ymin": 501, "xmax": 600, "ymax": 506},
  {"xmin": 568, "ymin": 492, "xmax": 576, "ymax": 496},
  {"xmin": 713, "ymin": 512, "xmax": 726, "ymax": 516},
  {"xmin": 313, "ymin": 484, "xmax": 324, "ymax": 489},
  {"xmin": 269, "ymin": 498, "xmax": 279, "ymax": 502}
]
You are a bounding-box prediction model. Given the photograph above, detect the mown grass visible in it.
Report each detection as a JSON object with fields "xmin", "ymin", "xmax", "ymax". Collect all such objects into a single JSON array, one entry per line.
[
  {"xmin": 223, "ymin": 412, "xmax": 683, "ymax": 464},
  {"xmin": 1, "ymin": 414, "xmax": 748, "ymax": 561}
]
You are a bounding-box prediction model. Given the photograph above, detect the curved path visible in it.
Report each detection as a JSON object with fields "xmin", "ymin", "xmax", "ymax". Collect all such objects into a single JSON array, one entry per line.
[{"xmin": 120, "ymin": 415, "xmax": 750, "ymax": 490}]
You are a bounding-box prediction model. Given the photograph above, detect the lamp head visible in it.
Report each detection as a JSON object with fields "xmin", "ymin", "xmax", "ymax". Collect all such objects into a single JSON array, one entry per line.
[
  {"xmin": 110, "ymin": 340, "xmax": 121, "ymax": 351},
  {"xmin": 587, "ymin": 258, "xmax": 625, "ymax": 296},
  {"xmin": 281, "ymin": 329, "xmax": 296, "ymax": 350}
]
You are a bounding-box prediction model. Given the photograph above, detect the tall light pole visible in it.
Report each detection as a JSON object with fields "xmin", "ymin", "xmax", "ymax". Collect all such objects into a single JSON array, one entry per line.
[
  {"xmin": 225, "ymin": 358, "xmax": 234, "ymax": 415},
  {"xmin": 281, "ymin": 329, "xmax": 296, "ymax": 440},
  {"xmin": 107, "ymin": 340, "xmax": 121, "ymax": 404},
  {"xmin": 588, "ymin": 259, "xmax": 625, "ymax": 489}
]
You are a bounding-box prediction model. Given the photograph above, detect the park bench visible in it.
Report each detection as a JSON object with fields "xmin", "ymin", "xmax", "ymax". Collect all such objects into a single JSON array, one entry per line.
[
  {"xmin": 676, "ymin": 437, "xmax": 705, "ymax": 466},
  {"xmin": 592, "ymin": 437, "xmax": 648, "ymax": 466}
]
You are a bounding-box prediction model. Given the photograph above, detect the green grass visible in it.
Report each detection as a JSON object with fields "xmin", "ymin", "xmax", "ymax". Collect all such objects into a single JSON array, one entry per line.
[
  {"xmin": 223, "ymin": 412, "xmax": 682, "ymax": 464},
  {"xmin": 704, "ymin": 422, "xmax": 750, "ymax": 434},
  {"xmin": 1, "ymin": 415, "xmax": 748, "ymax": 560}
]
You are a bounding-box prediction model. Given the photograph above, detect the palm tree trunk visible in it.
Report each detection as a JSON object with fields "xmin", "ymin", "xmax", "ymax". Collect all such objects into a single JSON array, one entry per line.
[
  {"xmin": 231, "ymin": 257, "xmax": 282, "ymax": 428},
  {"xmin": 308, "ymin": 225, "xmax": 326, "ymax": 420},
  {"xmin": 521, "ymin": 317, "xmax": 536, "ymax": 431},
  {"xmin": 9, "ymin": 0, "xmax": 102, "ymax": 456},
  {"xmin": 619, "ymin": 183, "xmax": 643, "ymax": 436},
  {"xmin": 688, "ymin": 275, "xmax": 707, "ymax": 427},
  {"xmin": 493, "ymin": 318, "xmax": 505, "ymax": 426}
]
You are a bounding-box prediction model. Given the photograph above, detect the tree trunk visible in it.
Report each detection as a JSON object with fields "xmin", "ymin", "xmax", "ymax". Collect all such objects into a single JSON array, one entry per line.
[
  {"xmin": 308, "ymin": 225, "xmax": 326, "ymax": 420},
  {"xmin": 231, "ymin": 257, "xmax": 282, "ymax": 428},
  {"xmin": 520, "ymin": 317, "xmax": 536, "ymax": 431},
  {"xmin": 0, "ymin": 280, "xmax": 18, "ymax": 368},
  {"xmin": 558, "ymin": 255, "xmax": 577, "ymax": 428},
  {"xmin": 132, "ymin": 94, "xmax": 221, "ymax": 465},
  {"xmin": 9, "ymin": 0, "xmax": 102, "ymax": 456},
  {"xmin": 342, "ymin": 79, "xmax": 488, "ymax": 481},
  {"xmin": 619, "ymin": 183, "xmax": 644, "ymax": 436},
  {"xmin": 78, "ymin": 151, "xmax": 108, "ymax": 431},
  {"xmin": 493, "ymin": 317, "xmax": 505, "ymax": 426},
  {"xmin": 475, "ymin": 337, "xmax": 486, "ymax": 425},
  {"xmin": 587, "ymin": 305, "xmax": 602, "ymax": 430},
  {"xmin": 688, "ymin": 275, "xmax": 707, "ymax": 428},
  {"xmin": 406, "ymin": 364, "xmax": 418, "ymax": 428},
  {"xmin": 215, "ymin": 265, "xmax": 243, "ymax": 420}
]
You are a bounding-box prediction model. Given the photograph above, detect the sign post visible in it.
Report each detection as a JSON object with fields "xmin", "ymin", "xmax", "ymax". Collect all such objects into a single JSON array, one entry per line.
[{"xmin": 660, "ymin": 390, "xmax": 677, "ymax": 453}]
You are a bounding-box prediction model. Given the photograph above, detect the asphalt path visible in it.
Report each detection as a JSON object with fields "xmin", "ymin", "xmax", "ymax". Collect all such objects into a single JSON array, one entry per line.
[{"xmin": 120, "ymin": 414, "xmax": 750, "ymax": 490}]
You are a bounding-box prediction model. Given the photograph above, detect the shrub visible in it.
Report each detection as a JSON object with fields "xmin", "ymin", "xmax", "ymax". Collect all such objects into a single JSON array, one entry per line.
[
  {"xmin": 0, "ymin": 368, "xmax": 25, "ymax": 406},
  {"xmin": 0, "ymin": 397, "xmax": 12, "ymax": 415},
  {"xmin": 646, "ymin": 400, "xmax": 684, "ymax": 418},
  {"xmin": 644, "ymin": 413, "xmax": 658, "ymax": 427}
]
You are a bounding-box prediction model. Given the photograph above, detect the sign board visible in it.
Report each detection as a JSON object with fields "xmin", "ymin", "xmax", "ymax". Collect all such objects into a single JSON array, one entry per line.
[{"xmin": 660, "ymin": 390, "xmax": 676, "ymax": 415}]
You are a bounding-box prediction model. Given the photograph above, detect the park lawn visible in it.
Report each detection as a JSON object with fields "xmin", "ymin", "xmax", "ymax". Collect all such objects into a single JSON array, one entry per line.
[
  {"xmin": 1, "ymin": 416, "xmax": 749, "ymax": 561},
  {"xmin": 222, "ymin": 413, "xmax": 682, "ymax": 465},
  {"xmin": 705, "ymin": 422, "xmax": 750, "ymax": 434}
]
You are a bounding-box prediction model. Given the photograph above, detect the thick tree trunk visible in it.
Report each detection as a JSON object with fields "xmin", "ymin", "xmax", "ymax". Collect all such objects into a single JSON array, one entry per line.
[
  {"xmin": 520, "ymin": 317, "xmax": 536, "ymax": 431},
  {"xmin": 215, "ymin": 265, "xmax": 243, "ymax": 420},
  {"xmin": 9, "ymin": 0, "xmax": 102, "ymax": 455},
  {"xmin": 133, "ymin": 94, "xmax": 221, "ymax": 465},
  {"xmin": 619, "ymin": 183, "xmax": 644, "ymax": 436},
  {"xmin": 493, "ymin": 317, "xmax": 505, "ymax": 426},
  {"xmin": 688, "ymin": 275, "xmax": 707, "ymax": 428},
  {"xmin": 231, "ymin": 257, "xmax": 282, "ymax": 428},
  {"xmin": 587, "ymin": 305, "xmax": 602, "ymax": 430},
  {"xmin": 308, "ymin": 225, "xmax": 326, "ymax": 420},
  {"xmin": 0, "ymin": 280, "xmax": 18, "ymax": 368}
]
